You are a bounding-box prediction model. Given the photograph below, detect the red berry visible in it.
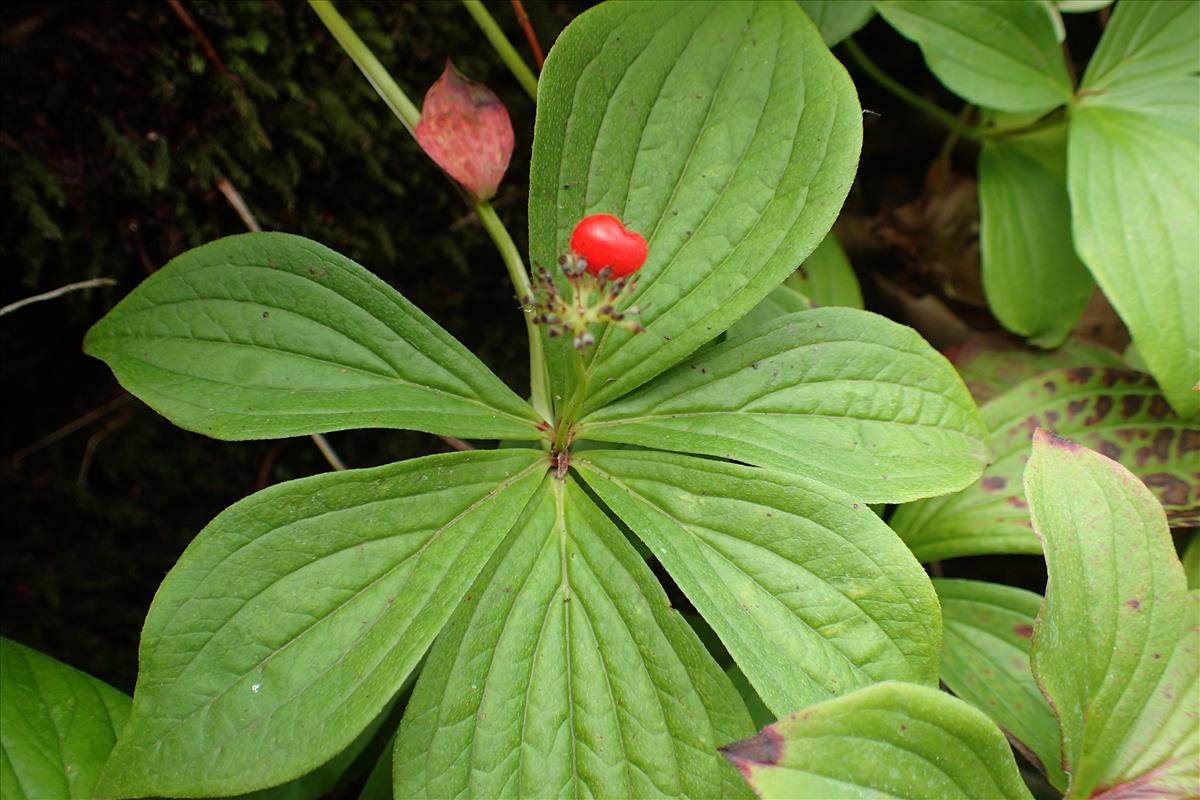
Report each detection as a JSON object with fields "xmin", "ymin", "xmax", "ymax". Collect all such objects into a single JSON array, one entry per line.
[{"xmin": 570, "ymin": 214, "xmax": 648, "ymax": 278}]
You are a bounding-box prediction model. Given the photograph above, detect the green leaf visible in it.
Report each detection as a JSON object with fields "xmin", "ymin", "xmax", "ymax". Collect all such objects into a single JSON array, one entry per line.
[
  {"xmin": 978, "ymin": 127, "xmax": 1092, "ymax": 347},
  {"xmin": 792, "ymin": 230, "xmax": 863, "ymax": 309},
  {"xmin": 393, "ymin": 477, "xmax": 753, "ymax": 798},
  {"xmin": 579, "ymin": 308, "xmax": 988, "ymax": 504},
  {"xmin": 241, "ymin": 686, "xmax": 405, "ymax": 800},
  {"xmin": 875, "ymin": 0, "xmax": 1072, "ymax": 113},
  {"xmin": 934, "ymin": 579, "xmax": 1067, "ymax": 791},
  {"xmin": 946, "ymin": 333, "xmax": 1126, "ymax": 404},
  {"xmin": 721, "ymin": 682, "xmax": 1035, "ymax": 800},
  {"xmin": 728, "ymin": 282, "xmax": 813, "ymax": 339},
  {"xmin": 1077, "ymin": 0, "xmax": 1199, "ymax": 128},
  {"xmin": 529, "ymin": 1, "xmax": 861, "ymax": 415},
  {"xmin": 84, "ymin": 232, "xmax": 543, "ymax": 441},
  {"xmin": 96, "ymin": 449, "xmax": 547, "ymax": 798},
  {"xmin": 1068, "ymin": 0, "xmax": 1200, "ymax": 417},
  {"xmin": 574, "ymin": 449, "xmax": 941, "ymax": 717},
  {"xmin": 1185, "ymin": 532, "xmax": 1200, "ymax": 591},
  {"xmin": 1, "ymin": 638, "xmax": 131, "ymax": 800},
  {"xmin": 1025, "ymin": 429, "xmax": 1199, "ymax": 798},
  {"xmin": 892, "ymin": 367, "xmax": 1199, "ymax": 561},
  {"xmin": 796, "ymin": 0, "xmax": 875, "ymax": 46}
]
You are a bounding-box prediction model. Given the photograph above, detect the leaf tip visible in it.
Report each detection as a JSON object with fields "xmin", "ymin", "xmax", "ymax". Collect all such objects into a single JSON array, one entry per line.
[
  {"xmin": 720, "ymin": 726, "xmax": 784, "ymax": 777},
  {"xmin": 1033, "ymin": 427, "xmax": 1080, "ymax": 451}
]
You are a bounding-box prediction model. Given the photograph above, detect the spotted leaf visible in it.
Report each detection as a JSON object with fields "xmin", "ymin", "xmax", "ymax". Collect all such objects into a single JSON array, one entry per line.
[{"xmin": 893, "ymin": 367, "xmax": 1199, "ymax": 561}]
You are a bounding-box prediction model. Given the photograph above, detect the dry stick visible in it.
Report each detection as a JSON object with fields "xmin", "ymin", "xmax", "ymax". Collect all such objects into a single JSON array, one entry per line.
[
  {"xmin": 216, "ymin": 178, "xmax": 261, "ymax": 232},
  {"xmin": 0, "ymin": 278, "xmax": 117, "ymax": 317},
  {"xmin": 214, "ymin": 177, "xmax": 347, "ymax": 472},
  {"xmin": 8, "ymin": 394, "xmax": 132, "ymax": 465},
  {"xmin": 440, "ymin": 436, "xmax": 475, "ymax": 452},
  {"xmin": 166, "ymin": 0, "xmax": 229, "ymax": 77},
  {"xmin": 510, "ymin": 0, "xmax": 544, "ymax": 70}
]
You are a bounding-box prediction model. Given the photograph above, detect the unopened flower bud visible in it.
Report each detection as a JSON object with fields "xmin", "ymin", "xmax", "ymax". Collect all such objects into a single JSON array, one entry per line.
[{"xmin": 414, "ymin": 60, "xmax": 514, "ymax": 201}]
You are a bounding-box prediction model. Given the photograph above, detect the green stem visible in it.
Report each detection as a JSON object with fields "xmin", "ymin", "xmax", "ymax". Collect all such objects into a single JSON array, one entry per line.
[
  {"xmin": 309, "ymin": 1, "xmax": 421, "ymax": 134},
  {"xmin": 474, "ymin": 201, "xmax": 553, "ymax": 422},
  {"xmin": 461, "ymin": 0, "xmax": 539, "ymax": 100},
  {"xmin": 311, "ymin": 0, "xmax": 552, "ymax": 425},
  {"xmin": 842, "ymin": 37, "xmax": 984, "ymax": 142},
  {"xmin": 843, "ymin": 37, "xmax": 1071, "ymax": 143}
]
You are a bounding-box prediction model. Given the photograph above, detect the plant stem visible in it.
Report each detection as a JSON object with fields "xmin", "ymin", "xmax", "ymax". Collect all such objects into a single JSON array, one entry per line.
[
  {"xmin": 842, "ymin": 38, "xmax": 985, "ymax": 142},
  {"xmin": 474, "ymin": 201, "xmax": 552, "ymax": 422},
  {"xmin": 308, "ymin": 0, "xmax": 421, "ymax": 135},
  {"xmin": 461, "ymin": 0, "xmax": 539, "ymax": 100},
  {"xmin": 842, "ymin": 37, "xmax": 1071, "ymax": 143},
  {"xmin": 310, "ymin": 0, "xmax": 552, "ymax": 425},
  {"xmin": 510, "ymin": 0, "xmax": 545, "ymax": 70}
]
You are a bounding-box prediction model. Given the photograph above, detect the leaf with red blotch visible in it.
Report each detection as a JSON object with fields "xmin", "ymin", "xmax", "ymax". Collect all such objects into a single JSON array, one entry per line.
[
  {"xmin": 720, "ymin": 682, "xmax": 1033, "ymax": 799},
  {"xmin": 1026, "ymin": 430, "xmax": 1199, "ymax": 800},
  {"xmin": 892, "ymin": 367, "xmax": 1199, "ymax": 562},
  {"xmin": 414, "ymin": 60, "xmax": 513, "ymax": 201}
]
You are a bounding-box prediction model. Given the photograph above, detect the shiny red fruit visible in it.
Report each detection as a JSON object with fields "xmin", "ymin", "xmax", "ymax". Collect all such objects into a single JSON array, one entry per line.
[{"xmin": 570, "ymin": 214, "xmax": 648, "ymax": 278}]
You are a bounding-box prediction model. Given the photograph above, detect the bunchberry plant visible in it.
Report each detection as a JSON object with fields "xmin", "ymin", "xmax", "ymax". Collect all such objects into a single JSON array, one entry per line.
[
  {"xmin": 71, "ymin": 2, "xmax": 994, "ymax": 796},
  {"xmin": 4, "ymin": 1, "xmax": 1194, "ymax": 799}
]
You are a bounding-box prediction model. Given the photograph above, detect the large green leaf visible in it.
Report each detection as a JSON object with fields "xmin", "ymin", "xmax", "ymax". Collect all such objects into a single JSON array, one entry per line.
[
  {"xmin": 96, "ymin": 449, "xmax": 547, "ymax": 798},
  {"xmin": 978, "ymin": 127, "xmax": 1092, "ymax": 347},
  {"xmin": 529, "ymin": 1, "xmax": 861, "ymax": 415},
  {"xmin": 393, "ymin": 477, "xmax": 753, "ymax": 798},
  {"xmin": 875, "ymin": 0, "xmax": 1072, "ymax": 113},
  {"xmin": 1, "ymin": 638, "xmax": 131, "ymax": 800},
  {"xmin": 1068, "ymin": 0, "xmax": 1200, "ymax": 418},
  {"xmin": 945, "ymin": 333, "xmax": 1126, "ymax": 404},
  {"xmin": 720, "ymin": 682, "xmax": 1034, "ymax": 800},
  {"xmin": 797, "ymin": 0, "xmax": 875, "ymax": 46},
  {"xmin": 934, "ymin": 579, "xmax": 1067, "ymax": 792},
  {"xmin": 790, "ymin": 231, "xmax": 863, "ymax": 309},
  {"xmin": 1076, "ymin": 0, "xmax": 1199, "ymax": 128},
  {"xmin": 579, "ymin": 308, "xmax": 988, "ymax": 504},
  {"xmin": 574, "ymin": 449, "xmax": 941, "ymax": 717},
  {"xmin": 84, "ymin": 233, "xmax": 544, "ymax": 441},
  {"xmin": 892, "ymin": 367, "xmax": 1199, "ymax": 561},
  {"xmin": 728, "ymin": 283, "xmax": 813, "ymax": 339},
  {"xmin": 1026, "ymin": 430, "xmax": 1199, "ymax": 798}
]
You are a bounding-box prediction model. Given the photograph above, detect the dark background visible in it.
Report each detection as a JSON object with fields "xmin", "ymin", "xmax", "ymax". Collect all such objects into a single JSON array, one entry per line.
[{"xmin": 2, "ymin": 1, "xmax": 1113, "ymax": 699}]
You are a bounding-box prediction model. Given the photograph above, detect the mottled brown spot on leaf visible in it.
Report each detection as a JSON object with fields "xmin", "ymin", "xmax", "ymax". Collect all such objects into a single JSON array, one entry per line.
[
  {"xmin": 1013, "ymin": 623, "xmax": 1034, "ymax": 638},
  {"xmin": 1147, "ymin": 396, "xmax": 1170, "ymax": 420},
  {"xmin": 982, "ymin": 476, "xmax": 1007, "ymax": 492},
  {"xmin": 1007, "ymin": 496, "xmax": 1029, "ymax": 508},
  {"xmin": 1084, "ymin": 396, "xmax": 1113, "ymax": 426},
  {"xmin": 1136, "ymin": 429, "xmax": 1173, "ymax": 467},
  {"xmin": 1142, "ymin": 473, "xmax": 1191, "ymax": 506},
  {"xmin": 1043, "ymin": 380, "xmax": 1057, "ymax": 393},
  {"xmin": 1066, "ymin": 367, "xmax": 1094, "ymax": 384},
  {"xmin": 1068, "ymin": 399, "xmax": 1088, "ymax": 419},
  {"xmin": 1097, "ymin": 441, "xmax": 1123, "ymax": 461},
  {"xmin": 1181, "ymin": 429, "xmax": 1200, "ymax": 455},
  {"xmin": 1126, "ymin": 598, "xmax": 1142, "ymax": 611},
  {"xmin": 1121, "ymin": 395, "xmax": 1145, "ymax": 418}
]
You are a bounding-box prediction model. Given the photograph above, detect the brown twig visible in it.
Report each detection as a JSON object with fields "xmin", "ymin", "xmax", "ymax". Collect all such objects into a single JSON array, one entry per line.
[
  {"xmin": 214, "ymin": 175, "xmax": 347, "ymax": 472},
  {"xmin": 216, "ymin": 178, "xmax": 262, "ymax": 232},
  {"xmin": 510, "ymin": 0, "xmax": 544, "ymax": 70},
  {"xmin": 167, "ymin": 0, "xmax": 230, "ymax": 77},
  {"xmin": 439, "ymin": 435, "xmax": 475, "ymax": 452},
  {"xmin": 8, "ymin": 394, "xmax": 133, "ymax": 466}
]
